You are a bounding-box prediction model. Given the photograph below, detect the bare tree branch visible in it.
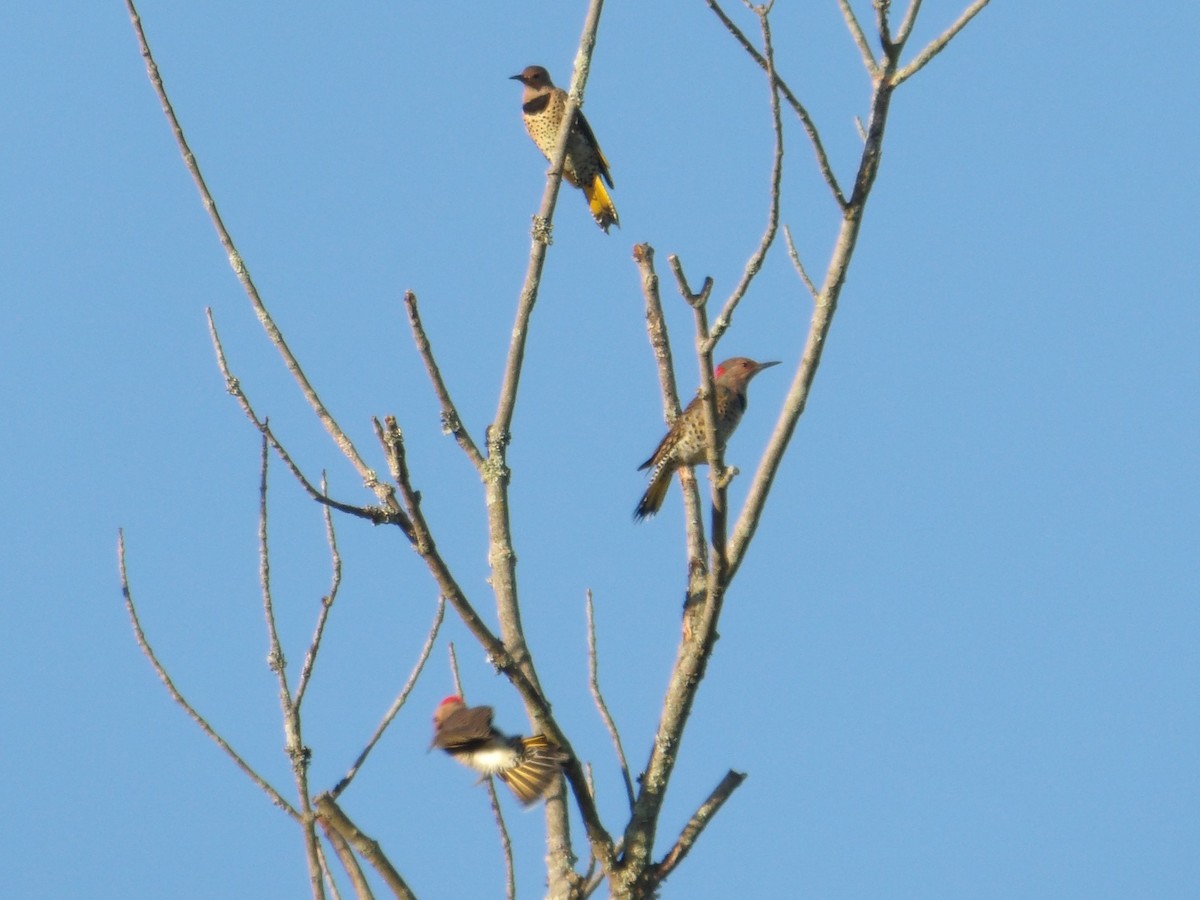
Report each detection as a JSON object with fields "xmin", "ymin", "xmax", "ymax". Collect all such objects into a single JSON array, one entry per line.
[
  {"xmin": 838, "ymin": 0, "xmax": 881, "ymax": 75},
  {"xmin": 317, "ymin": 816, "xmax": 369, "ymax": 900},
  {"xmin": 206, "ymin": 310, "xmax": 412, "ymax": 535},
  {"xmin": 895, "ymin": 0, "xmax": 924, "ymax": 45},
  {"xmin": 255, "ymin": 435, "xmax": 325, "ymax": 899},
  {"xmin": 402, "ymin": 290, "xmax": 485, "ymax": 472},
  {"xmin": 448, "ymin": 641, "xmax": 463, "ymax": 696},
  {"xmin": 118, "ymin": 531, "xmax": 299, "ymax": 819},
  {"xmin": 371, "ymin": 418, "xmax": 522, "ymax": 683},
  {"xmin": 784, "ymin": 225, "xmax": 820, "ymax": 302},
  {"xmin": 329, "ymin": 598, "xmax": 445, "ymax": 800},
  {"xmin": 687, "ymin": 294, "xmax": 727, "ymax": 568},
  {"xmin": 295, "ymin": 473, "xmax": 342, "ymax": 710},
  {"xmin": 584, "ymin": 836, "xmax": 627, "ymax": 898},
  {"xmin": 706, "ymin": 0, "xmax": 847, "ymax": 208},
  {"xmin": 893, "ymin": 0, "xmax": 991, "ymax": 86},
  {"xmin": 586, "ymin": 590, "xmax": 634, "ymax": 811},
  {"xmin": 314, "ymin": 839, "xmax": 344, "ymax": 900},
  {"xmin": 665, "ymin": 254, "xmax": 714, "ymax": 560},
  {"xmin": 370, "ymin": 416, "xmax": 611, "ymax": 867},
  {"xmin": 315, "ymin": 794, "xmax": 416, "ymax": 900},
  {"xmin": 123, "ymin": 0, "xmax": 401, "ymax": 519},
  {"xmin": 652, "ymin": 770, "xmax": 748, "ymax": 882},
  {"xmin": 486, "ymin": 779, "xmax": 517, "ymax": 900},
  {"xmin": 709, "ymin": 6, "xmax": 785, "ymax": 346},
  {"xmin": 632, "ymin": 244, "xmax": 683, "ymax": 422}
]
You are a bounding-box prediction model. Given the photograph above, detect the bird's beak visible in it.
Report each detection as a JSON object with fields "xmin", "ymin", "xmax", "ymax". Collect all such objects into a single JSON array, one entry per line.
[
  {"xmin": 509, "ymin": 74, "xmax": 525, "ymax": 82},
  {"xmin": 756, "ymin": 360, "xmax": 782, "ymax": 373}
]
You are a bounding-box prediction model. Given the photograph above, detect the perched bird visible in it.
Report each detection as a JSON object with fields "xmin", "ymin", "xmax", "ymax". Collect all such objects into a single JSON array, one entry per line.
[
  {"xmin": 510, "ymin": 65, "xmax": 619, "ymax": 232},
  {"xmin": 431, "ymin": 696, "xmax": 568, "ymax": 806},
  {"xmin": 635, "ymin": 358, "xmax": 781, "ymax": 521}
]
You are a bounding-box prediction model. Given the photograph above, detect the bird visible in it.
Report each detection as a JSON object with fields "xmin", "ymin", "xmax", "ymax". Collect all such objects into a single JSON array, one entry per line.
[
  {"xmin": 510, "ymin": 65, "xmax": 619, "ymax": 232},
  {"xmin": 430, "ymin": 696, "xmax": 568, "ymax": 806},
  {"xmin": 635, "ymin": 358, "xmax": 781, "ymax": 521}
]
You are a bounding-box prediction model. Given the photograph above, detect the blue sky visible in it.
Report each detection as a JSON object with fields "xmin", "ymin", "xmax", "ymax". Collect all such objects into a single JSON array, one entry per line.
[{"xmin": 2, "ymin": 1, "xmax": 1197, "ymax": 897}]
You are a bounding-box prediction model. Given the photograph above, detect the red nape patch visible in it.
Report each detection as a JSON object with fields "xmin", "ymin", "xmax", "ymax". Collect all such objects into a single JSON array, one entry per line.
[
  {"xmin": 438, "ymin": 695, "xmax": 463, "ymax": 708},
  {"xmin": 714, "ymin": 364, "xmax": 726, "ymax": 378}
]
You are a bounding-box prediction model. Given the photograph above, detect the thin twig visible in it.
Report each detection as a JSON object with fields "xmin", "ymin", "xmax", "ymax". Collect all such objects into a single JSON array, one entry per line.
[
  {"xmin": 402, "ymin": 291, "xmax": 485, "ymax": 471},
  {"xmin": 117, "ymin": 531, "xmax": 299, "ymax": 819},
  {"xmin": 665, "ymin": 255, "xmax": 714, "ymax": 557},
  {"xmin": 705, "ymin": 0, "xmax": 846, "ymax": 207},
  {"xmin": 586, "ymin": 591, "xmax": 634, "ymax": 811},
  {"xmin": 329, "ymin": 598, "xmax": 445, "ymax": 799},
  {"xmin": 486, "ymin": 778, "xmax": 517, "ymax": 900},
  {"xmin": 256, "ymin": 436, "xmax": 324, "ymax": 899},
  {"xmin": 295, "ymin": 473, "xmax": 342, "ymax": 709},
  {"xmin": 125, "ymin": 0, "xmax": 399, "ymax": 515},
  {"xmin": 709, "ymin": 6, "xmax": 785, "ymax": 346},
  {"xmin": 258, "ymin": 431, "xmax": 292, "ymax": 722},
  {"xmin": 581, "ymin": 761, "xmax": 599, "ymax": 885},
  {"xmin": 206, "ymin": 310, "xmax": 411, "ymax": 534},
  {"xmin": 652, "ymin": 770, "xmax": 748, "ymax": 882},
  {"xmin": 632, "ymin": 244, "xmax": 683, "ymax": 422},
  {"xmin": 317, "ymin": 816, "xmax": 368, "ymax": 900},
  {"xmin": 314, "ymin": 839, "xmax": 344, "ymax": 900},
  {"xmin": 893, "ymin": 0, "xmax": 991, "ymax": 86},
  {"xmin": 677, "ymin": 285, "xmax": 727, "ymax": 573},
  {"xmin": 315, "ymin": 794, "xmax": 416, "ymax": 900},
  {"xmin": 895, "ymin": 0, "xmax": 924, "ymax": 45},
  {"xmin": 838, "ymin": 0, "xmax": 880, "ymax": 75},
  {"xmin": 448, "ymin": 642, "xmax": 463, "ymax": 696},
  {"xmin": 667, "ymin": 256, "xmax": 715, "ymax": 312},
  {"xmin": 783, "ymin": 225, "xmax": 819, "ymax": 301}
]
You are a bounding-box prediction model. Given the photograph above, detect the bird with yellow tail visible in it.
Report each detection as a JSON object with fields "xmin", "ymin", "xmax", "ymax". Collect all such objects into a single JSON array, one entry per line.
[
  {"xmin": 510, "ymin": 65, "xmax": 618, "ymax": 233},
  {"xmin": 431, "ymin": 696, "xmax": 568, "ymax": 806}
]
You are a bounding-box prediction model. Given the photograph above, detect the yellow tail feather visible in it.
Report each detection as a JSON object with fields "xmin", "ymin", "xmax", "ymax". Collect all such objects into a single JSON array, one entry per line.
[
  {"xmin": 584, "ymin": 176, "xmax": 619, "ymax": 232},
  {"xmin": 499, "ymin": 735, "xmax": 566, "ymax": 806}
]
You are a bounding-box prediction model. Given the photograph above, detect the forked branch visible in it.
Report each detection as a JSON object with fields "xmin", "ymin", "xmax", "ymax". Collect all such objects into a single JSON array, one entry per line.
[{"xmin": 123, "ymin": 0, "xmax": 402, "ymax": 518}]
